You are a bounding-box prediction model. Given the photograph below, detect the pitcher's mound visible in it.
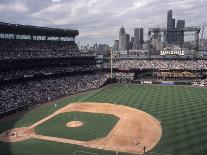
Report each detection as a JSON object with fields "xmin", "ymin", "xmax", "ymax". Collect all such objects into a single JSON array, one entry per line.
[{"xmin": 67, "ymin": 121, "xmax": 83, "ymax": 128}]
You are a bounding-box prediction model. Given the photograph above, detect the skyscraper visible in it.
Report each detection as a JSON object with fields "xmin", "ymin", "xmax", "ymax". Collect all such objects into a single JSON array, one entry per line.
[
  {"xmin": 167, "ymin": 10, "xmax": 176, "ymax": 43},
  {"xmin": 134, "ymin": 28, "xmax": 139, "ymax": 49},
  {"xmin": 134, "ymin": 28, "xmax": 144, "ymax": 49},
  {"xmin": 177, "ymin": 20, "xmax": 185, "ymax": 28},
  {"xmin": 171, "ymin": 18, "xmax": 176, "ymax": 42},
  {"xmin": 128, "ymin": 37, "xmax": 134, "ymax": 50},
  {"xmin": 126, "ymin": 34, "xmax": 130, "ymax": 43},
  {"xmin": 171, "ymin": 18, "xmax": 175, "ymax": 28},
  {"xmin": 131, "ymin": 37, "xmax": 134, "ymax": 43},
  {"xmin": 176, "ymin": 20, "xmax": 185, "ymax": 43},
  {"xmin": 119, "ymin": 26, "xmax": 127, "ymax": 51},
  {"xmin": 152, "ymin": 31, "xmax": 162, "ymax": 53},
  {"xmin": 140, "ymin": 28, "xmax": 144, "ymax": 45},
  {"xmin": 167, "ymin": 10, "xmax": 173, "ymax": 29},
  {"xmin": 113, "ymin": 40, "xmax": 119, "ymax": 51},
  {"xmin": 126, "ymin": 34, "xmax": 130, "ymax": 50}
]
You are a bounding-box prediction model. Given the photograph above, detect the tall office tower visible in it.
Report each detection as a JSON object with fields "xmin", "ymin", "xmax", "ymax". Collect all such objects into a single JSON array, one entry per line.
[
  {"xmin": 176, "ymin": 20, "xmax": 185, "ymax": 44},
  {"xmin": 131, "ymin": 37, "xmax": 134, "ymax": 43},
  {"xmin": 119, "ymin": 26, "xmax": 127, "ymax": 51},
  {"xmin": 172, "ymin": 18, "xmax": 175, "ymax": 28},
  {"xmin": 126, "ymin": 34, "xmax": 130, "ymax": 50},
  {"xmin": 134, "ymin": 28, "xmax": 144, "ymax": 49},
  {"xmin": 134, "ymin": 28, "xmax": 140, "ymax": 49},
  {"xmin": 167, "ymin": 10, "xmax": 173, "ymax": 29},
  {"xmin": 113, "ymin": 40, "xmax": 119, "ymax": 51},
  {"xmin": 128, "ymin": 37, "xmax": 134, "ymax": 50},
  {"xmin": 152, "ymin": 32, "xmax": 162, "ymax": 53},
  {"xmin": 140, "ymin": 28, "xmax": 144, "ymax": 44},
  {"xmin": 126, "ymin": 34, "xmax": 130, "ymax": 43},
  {"xmin": 171, "ymin": 18, "xmax": 176, "ymax": 42},
  {"xmin": 177, "ymin": 20, "xmax": 185, "ymax": 28},
  {"xmin": 167, "ymin": 10, "xmax": 176, "ymax": 43}
]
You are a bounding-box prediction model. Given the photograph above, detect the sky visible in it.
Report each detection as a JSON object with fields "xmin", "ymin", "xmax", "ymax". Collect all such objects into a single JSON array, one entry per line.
[{"xmin": 0, "ymin": 0, "xmax": 206, "ymax": 45}]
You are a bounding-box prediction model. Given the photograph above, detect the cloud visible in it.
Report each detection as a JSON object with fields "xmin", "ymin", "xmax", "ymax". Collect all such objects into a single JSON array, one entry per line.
[
  {"xmin": 0, "ymin": 1, "xmax": 29, "ymax": 12},
  {"xmin": 0, "ymin": 0, "xmax": 206, "ymax": 45},
  {"xmin": 51, "ymin": 0, "xmax": 62, "ymax": 3}
]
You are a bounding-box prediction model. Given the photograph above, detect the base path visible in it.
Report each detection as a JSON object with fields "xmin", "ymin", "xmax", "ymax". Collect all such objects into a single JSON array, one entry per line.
[
  {"xmin": 0, "ymin": 127, "xmax": 35, "ymax": 142},
  {"xmin": 0, "ymin": 102, "xmax": 162, "ymax": 154}
]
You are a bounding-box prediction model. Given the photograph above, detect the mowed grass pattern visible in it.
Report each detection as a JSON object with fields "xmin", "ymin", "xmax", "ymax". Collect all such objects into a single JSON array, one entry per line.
[
  {"xmin": 85, "ymin": 84, "xmax": 207, "ymax": 155},
  {"xmin": 0, "ymin": 84, "xmax": 207, "ymax": 155},
  {"xmin": 35, "ymin": 112, "xmax": 119, "ymax": 141}
]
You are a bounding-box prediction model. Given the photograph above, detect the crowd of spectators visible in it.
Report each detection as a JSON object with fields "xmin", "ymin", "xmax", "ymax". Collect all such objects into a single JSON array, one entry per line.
[
  {"xmin": 192, "ymin": 79, "xmax": 207, "ymax": 87},
  {"xmin": 111, "ymin": 60, "xmax": 207, "ymax": 70},
  {"xmin": 0, "ymin": 39, "xmax": 80, "ymax": 60},
  {"xmin": 0, "ymin": 38, "xmax": 110, "ymax": 117},
  {"xmin": 113, "ymin": 72, "xmax": 134, "ymax": 80},
  {"xmin": 0, "ymin": 73, "xmax": 109, "ymax": 115},
  {"xmin": 0, "ymin": 65, "xmax": 98, "ymax": 81}
]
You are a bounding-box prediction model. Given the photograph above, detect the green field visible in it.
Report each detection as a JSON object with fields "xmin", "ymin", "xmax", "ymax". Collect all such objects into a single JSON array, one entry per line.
[
  {"xmin": 35, "ymin": 112, "xmax": 119, "ymax": 141},
  {"xmin": 1, "ymin": 84, "xmax": 207, "ymax": 155}
]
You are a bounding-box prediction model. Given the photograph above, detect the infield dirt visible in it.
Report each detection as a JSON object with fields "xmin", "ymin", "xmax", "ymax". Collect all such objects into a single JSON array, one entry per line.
[{"xmin": 0, "ymin": 102, "xmax": 162, "ymax": 154}]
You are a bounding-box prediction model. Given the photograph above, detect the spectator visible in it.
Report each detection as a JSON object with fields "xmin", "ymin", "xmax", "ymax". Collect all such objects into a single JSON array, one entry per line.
[{"xmin": 0, "ymin": 73, "xmax": 109, "ymax": 116}]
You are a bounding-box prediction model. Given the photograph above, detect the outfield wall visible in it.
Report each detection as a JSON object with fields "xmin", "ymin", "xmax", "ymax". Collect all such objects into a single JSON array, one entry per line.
[{"xmin": 132, "ymin": 80, "xmax": 192, "ymax": 85}]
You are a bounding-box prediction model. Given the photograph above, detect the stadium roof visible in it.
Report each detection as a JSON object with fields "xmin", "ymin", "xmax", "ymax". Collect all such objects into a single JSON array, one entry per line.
[{"xmin": 0, "ymin": 22, "xmax": 79, "ymax": 37}]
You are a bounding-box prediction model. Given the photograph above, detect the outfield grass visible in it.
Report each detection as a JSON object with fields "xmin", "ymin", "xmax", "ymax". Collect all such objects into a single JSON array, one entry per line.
[
  {"xmin": 35, "ymin": 112, "xmax": 119, "ymax": 141},
  {"xmin": 1, "ymin": 84, "xmax": 207, "ymax": 155}
]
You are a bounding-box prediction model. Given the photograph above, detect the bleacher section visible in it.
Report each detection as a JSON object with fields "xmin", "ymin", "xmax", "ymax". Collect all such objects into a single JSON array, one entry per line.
[
  {"xmin": 0, "ymin": 39, "xmax": 80, "ymax": 60},
  {"xmin": 0, "ymin": 23, "xmax": 109, "ymax": 118}
]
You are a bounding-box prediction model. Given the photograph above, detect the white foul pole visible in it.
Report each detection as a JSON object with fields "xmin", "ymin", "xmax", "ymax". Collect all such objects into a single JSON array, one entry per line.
[{"xmin": 110, "ymin": 49, "xmax": 113, "ymax": 79}]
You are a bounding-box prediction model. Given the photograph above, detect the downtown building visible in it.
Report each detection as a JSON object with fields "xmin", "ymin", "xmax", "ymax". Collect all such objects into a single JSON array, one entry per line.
[
  {"xmin": 176, "ymin": 20, "xmax": 185, "ymax": 44},
  {"xmin": 116, "ymin": 27, "xmax": 144, "ymax": 51},
  {"xmin": 119, "ymin": 26, "xmax": 127, "ymax": 51},
  {"xmin": 167, "ymin": 10, "xmax": 176, "ymax": 43},
  {"xmin": 113, "ymin": 40, "xmax": 119, "ymax": 51},
  {"xmin": 133, "ymin": 28, "xmax": 144, "ymax": 49},
  {"xmin": 167, "ymin": 10, "xmax": 185, "ymax": 44}
]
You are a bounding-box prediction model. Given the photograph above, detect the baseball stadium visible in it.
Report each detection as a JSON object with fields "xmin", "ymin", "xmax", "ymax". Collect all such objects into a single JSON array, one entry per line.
[{"xmin": 1, "ymin": 22, "xmax": 207, "ymax": 155}]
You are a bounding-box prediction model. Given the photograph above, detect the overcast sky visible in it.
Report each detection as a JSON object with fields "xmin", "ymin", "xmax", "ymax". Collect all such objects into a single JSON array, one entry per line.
[{"xmin": 0, "ymin": 0, "xmax": 206, "ymax": 45}]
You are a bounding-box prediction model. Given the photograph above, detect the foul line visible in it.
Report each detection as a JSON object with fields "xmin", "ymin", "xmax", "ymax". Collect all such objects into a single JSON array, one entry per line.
[
  {"xmin": 148, "ymin": 151, "xmax": 171, "ymax": 155},
  {"xmin": 73, "ymin": 150, "xmax": 97, "ymax": 155}
]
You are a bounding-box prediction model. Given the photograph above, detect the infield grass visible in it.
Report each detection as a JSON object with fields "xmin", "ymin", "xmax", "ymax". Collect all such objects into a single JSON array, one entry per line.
[
  {"xmin": 35, "ymin": 112, "xmax": 119, "ymax": 141},
  {"xmin": 1, "ymin": 84, "xmax": 207, "ymax": 155}
]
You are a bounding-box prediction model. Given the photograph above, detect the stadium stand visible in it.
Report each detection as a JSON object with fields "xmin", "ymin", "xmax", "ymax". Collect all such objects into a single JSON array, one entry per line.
[
  {"xmin": 0, "ymin": 39, "xmax": 80, "ymax": 59},
  {"xmin": 112, "ymin": 60, "xmax": 207, "ymax": 70},
  {"xmin": 0, "ymin": 73, "xmax": 109, "ymax": 118},
  {"xmin": 1, "ymin": 22, "xmax": 207, "ymax": 118},
  {"xmin": 0, "ymin": 23, "xmax": 109, "ymax": 118}
]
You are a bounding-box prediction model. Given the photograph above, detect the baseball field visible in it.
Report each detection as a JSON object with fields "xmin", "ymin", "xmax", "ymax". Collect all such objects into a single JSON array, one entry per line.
[{"xmin": 0, "ymin": 83, "xmax": 207, "ymax": 155}]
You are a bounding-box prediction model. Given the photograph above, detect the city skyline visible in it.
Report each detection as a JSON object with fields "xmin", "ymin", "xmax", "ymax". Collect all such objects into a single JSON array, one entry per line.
[{"xmin": 0, "ymin": 0, "xmax": 206, "ymax": 45}]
